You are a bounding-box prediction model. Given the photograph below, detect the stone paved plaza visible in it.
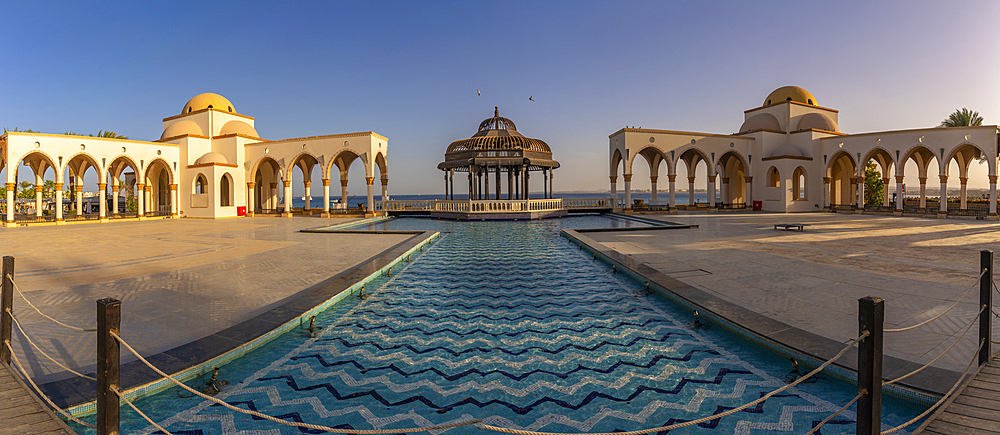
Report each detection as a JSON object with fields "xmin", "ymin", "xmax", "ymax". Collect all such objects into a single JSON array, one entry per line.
[
  {"xmin": 588, "ymin": 212, "xmax": 1000, "ymax": 374},
  {"xmin": 1, "ymin": 217, "xmax": 413, "ymax": 383}
]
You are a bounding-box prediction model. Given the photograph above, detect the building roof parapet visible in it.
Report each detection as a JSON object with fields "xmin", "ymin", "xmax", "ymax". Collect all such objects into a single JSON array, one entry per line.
[
  {"xmin": 744, "ymin": 100, "xmax": 839, "ymax": 114},
  {"xmin": 819, "ymin": 124, "xmax": 1000, "ymax": 141},
  {"xmin": 610, "ymin": 127, "xmax": 756, "ymax": 140},
  {"xmin": 791, "ymin": 128, "xmax": 847, "ymax": 136},
  {"xmin": 187, "ymin": 162, "xmax": 239, "ymax": 169},
  {"xmin": 154, "ymin": 134, "xmax": 210, "ymax": 143},
  {"xmin": 253, "ymin": 131, "xmax": 389, "ymax": 145},
  {"xmin": 5, "ymin": 131, "xmax": 180, "ymax": 147},
  {"xmin": 162, "ymin": 108, "xmax": 255, "ymax": 122}
]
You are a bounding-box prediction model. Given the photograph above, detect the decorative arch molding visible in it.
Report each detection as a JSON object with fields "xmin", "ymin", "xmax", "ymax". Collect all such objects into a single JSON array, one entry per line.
[
  {"xmin": 676, "ymin": 146, "xmax": 713, "ymax": 176},
  {"xmin": 827, "ymin": 150, "xmax": 857, "ymax": 172},
  {"xmin": 327, "ymin": 148, "xmax": 367, "ymax": 179},
  {"xmin": 629, "ymin": 145, "xmax": 667, "ymax": 175},
  {"xmin": 610, "ymin": 148, "xmax": 624, "ymax": 176},
  {"xmin": 144, "ymin": 157, "xmax": 175, "ymax": 185},
  {"xmin": 250, "ymin": 156, "xmax": 284, "ymax": 181},
  {"xmin": 286, "ymin": 151, "xmax": 322, "ymax": 176}
]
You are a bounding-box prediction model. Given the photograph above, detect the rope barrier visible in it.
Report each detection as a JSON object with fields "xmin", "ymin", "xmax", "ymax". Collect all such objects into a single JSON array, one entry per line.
[
  {"xmin": 9, "ymin": 274, "xmax": 97, "ymax": 332},
  {"xmin": 802, "ymin": 392, "xmax": 863, "ymax": 435},
  {"xmin": 883, "ymin": 305, "xmax": 984, "ymax": 387},
  {"xmin": 880, "ymin": 339, "xmax": 985, "ymax": 434},
  {"xmin": 4, "ymin": 341, "xmax": 96, "ymax": 428},
  {"xmin": 111, "ymin": 331, "xmax": 482, "ymax": 434},
  {"xmin": 476, "ymin": 333, "xmax": 866, "ymax": 435},
  {"xmin": 8, "ymin": 311, "xmax": 96, "ymax": 381},
  {"xmin": 884, "ymin": 269, "xmax": 984, "ymax": 333},
  {"xmin": 113, "ymin": 386, "xmax": 173, "ymax": 435}
]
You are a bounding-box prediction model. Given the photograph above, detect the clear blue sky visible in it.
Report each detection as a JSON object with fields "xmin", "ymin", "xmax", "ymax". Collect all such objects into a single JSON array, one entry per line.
[{"xmin": 3, "ymin": 1, "xmax": 999, "ymax": 194}]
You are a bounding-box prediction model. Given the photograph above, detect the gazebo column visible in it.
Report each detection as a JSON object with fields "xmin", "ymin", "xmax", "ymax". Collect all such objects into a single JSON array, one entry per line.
[
  {"xmin": 650, "ymin": 176, "xmax": 658, "ymax": 202},
  {"xmin": 449, "ymin": 169, "xmax": 454, "ymax": 200},
  {"xmin": 688, "ymin": 177, "xmax": 696, "ymax": 205},
  {"xmin": 55, "ymin": 183, "xmax": 64, "ymax": 222},
  {"xmin": 484, "ymin": 167, "xmax": 490, "ymax": 200},
  {"xmin": 917, "ymin": 177, "xmax": 927, "ymax": 210},
  {"xmin": 495, "ymin": 166, "xmax": 501, "ymax": 200},
  {"xmin": 5, "ymin": 183, "xmax": 14, "ymax": 224},
  {"xmin": 882, "ymin": 178, "xmax": 890, "ymax": 207},
  {"xmin": 938, "ymin": 175, "xmax": 948, "ymax": 216},
  {"xmin": 508, "ymin": 168, "xmax": 513, "ymax": 200},
  {"xmin": 895, "ymin": 176, "xmax": 904, "ymax": 214},
  {"xmin": 136, "ymin": 183, "xmax": 145, "ymax": 219},
  {"xmin": 523, "ymin": 166, "xmax": 530, "ymax": 200},
  {"xmin": 549, "ymin": 170, "xmax": 554, "ymax": 199},
  {"xmin": 320, "ymin": 179, "xmax": 329, "ymax": 217},
  {"xmin": 668, "ymin": 175, "xmax": 677, "ymax": 212},
  {"xmin": 707, "ymin": 174, "xmax": 716, "ymax": 207},
  {"xmin": 303, "ymin": 181, "xmax": 311, "ymax": 211},
  {"xmin": 444, "ymin": 172, "xmax": 448, "ymax": 198},
  {"xmin": 745, "ymin": 176, "xmax": 753, "ymax": 206},
  {"xmin": 170, "ymin": 184, "xmax": 178, "ymax": 217},
  {"xmin": 623, "ymin": 174, "xmax": 632, "ymax": 208},
  {"xmin": 247, "ymin": 182, "xmax": 257, "ymax": 217},
  {"xmin": 282, "ymin": 180, "xmax": 292, "ymax": 217},
  {"xmin": 822, "ymin": 177, "xmax": 831, "ymax": 209},
  {"xmin": 366, "ymin": 177, "xmax": 374, "ymax": 215},
  {"xmin": 959, "ymin": 177, "xmax": 968, "ymax": 210},
  {"xmin": 111, "ymin": 184, "xmax": 119, "ymax": 217},
  {"xmin": 989, "ymin": 175, "xmax": 998, "ymax": 218},
  {"xmin": 543, "ymin": 170, "xmax": 549, "ymax": 199},
  {"xmin": 98, "ymin": 183, "xmax": 107, "ymax": 220},
  {"xmin": 468, "ymin": 170, "xmax": 473, "ymax": 200},
  {"xmin": 341, "ymin": 179, "xmax": 348, "ymax": 206}
]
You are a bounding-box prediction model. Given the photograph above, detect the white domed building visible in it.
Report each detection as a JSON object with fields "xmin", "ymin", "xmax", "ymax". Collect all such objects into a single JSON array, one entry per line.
[
  {"xmin": 610, "ymin": 86, "xmax": 1000, "ymax": 217},
  {"xmin": 0, "ymin": 93, "xmax": 389, "ymax": 224}
]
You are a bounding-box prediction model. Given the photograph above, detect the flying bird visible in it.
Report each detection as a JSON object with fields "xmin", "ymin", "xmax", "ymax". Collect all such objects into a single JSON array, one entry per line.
[
  {"xmin": 477, "ymin": 90, "xmax": 481, "ymax": 96},
  {"xmin": 529, "ymin": 96, "xmax": 534, "ymax": 101}
]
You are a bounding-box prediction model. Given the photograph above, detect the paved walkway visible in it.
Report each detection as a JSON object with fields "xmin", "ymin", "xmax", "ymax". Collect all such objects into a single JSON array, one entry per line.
[
  {"xmin": 1, "ymin": 216, "xmax": 411, "ymax": 384},
  {"xmin": 587, "ymin": 212, "xmax": 1000, "ymax": 374}
]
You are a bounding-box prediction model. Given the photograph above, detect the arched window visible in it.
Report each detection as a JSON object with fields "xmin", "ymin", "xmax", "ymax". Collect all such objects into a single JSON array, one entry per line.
[
  {"xmin": 793, "ymin": 167, "xmax": 807, "ymax": 200},
  {"xmin": 194, "ymin": 174, "xmax": 207, "ymax": 194},
  {"xmin": 207, "ymin": 104, "xmax": 214, "ymax": 109},
  {"xmin": 220, "ymin": 173, "xmax": 233, "ymax": 207},
  {"xmin": 768, "ymin": 167, "xmax": 780, "ymax": 187}
]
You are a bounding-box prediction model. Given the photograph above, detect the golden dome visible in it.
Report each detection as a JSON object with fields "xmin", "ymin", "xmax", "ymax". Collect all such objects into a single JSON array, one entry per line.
[
  {"xmin": 160, "ymin": 120, "xmax": 204, "ymax": 139},
  {"xmin": 796, "ymin": 113, "xmax": 839, "ymax": 132},
  {"xmin": 739, "ymin": 113, "xmax": 781, "ymax": 133},
  {"xmin": 195, "ymin": 152, "xmax": 229, "ymax": 165},
  {"xmin": 219, "ymin": 120, "xmax": 259, "ymax": 137},
  {"xmin": 764, "ymin": 86, "xmax": 817, "ymax": 107},
  {"xmin": 182, "ymin": 93, "xmax": 236, "ymax": 114}
]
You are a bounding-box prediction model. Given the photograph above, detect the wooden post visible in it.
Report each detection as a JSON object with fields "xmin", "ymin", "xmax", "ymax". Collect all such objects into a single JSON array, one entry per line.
[
  {"xmin": 857, "ymin": 296, "xmax": 884, "ymax": 435},
  {"xmin": 981, "ymin": 250, "xmax": 993, "ymax": 366},
  {"xmin": 96, "ymin": 298, "xmax": 120, "ymax": 435},
  {"xmin": 1, "ymin": 256, "xmax": 13, "ymax": 365}
]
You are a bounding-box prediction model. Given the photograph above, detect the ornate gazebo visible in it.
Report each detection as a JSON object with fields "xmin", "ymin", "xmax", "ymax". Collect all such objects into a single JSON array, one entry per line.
[{"xmin": 438, "ymin": 107, "xmax": 559, "ymax": 200}]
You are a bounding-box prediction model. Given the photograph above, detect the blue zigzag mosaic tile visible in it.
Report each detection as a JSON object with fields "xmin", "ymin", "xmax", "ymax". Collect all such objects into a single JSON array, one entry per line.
[{"xmin": 70, "ymin": 216, "xmax": 927, "ymax": 434}]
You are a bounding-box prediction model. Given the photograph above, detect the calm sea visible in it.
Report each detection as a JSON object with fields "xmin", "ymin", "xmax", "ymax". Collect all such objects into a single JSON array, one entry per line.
[{"xmin": 290, "ymin": 191, "xmax": 710, "ymax": 208}]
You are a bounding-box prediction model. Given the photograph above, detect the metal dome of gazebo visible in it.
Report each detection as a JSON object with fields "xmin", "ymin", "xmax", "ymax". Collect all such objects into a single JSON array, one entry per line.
[{"xmin": 438, "ymin": 107, "xmax": 560, "ymax": 200}]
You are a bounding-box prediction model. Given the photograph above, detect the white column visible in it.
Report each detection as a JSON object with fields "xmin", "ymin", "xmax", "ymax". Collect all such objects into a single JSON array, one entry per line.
[
  {"xmin": 939, "ymin": 175, "xmax": 948, "ymax": 214},
  {"xmin": 623, "ymin": 174, "xmax": 632, "ymax": 208},
  {"xmin": 990, "ymin": 175, "xmax": 997, "ymax": 218},
  {"xmin": 34, "ymin": 174, "xmax": 43, "ymax": 217},
  {"xmin": 135, "ymin": 183, "xmax": 145, "ymax": 216},
  {"xmin": 895, "ymin": 176, "xmax": 904, "ymax": 212},
  {"xmin": 304, "ymin": 181, "xmax": 311, "ymax": 210},
  {"xmin": 610, "ymin": 176, "xmax": 617, "ymax": 203},
  {"xmin": 688, "ymin": 177, "xmax": 696, "ymax": 205},
  {"xmin": 856, "ymin": 176, "xmax": 865, "ymax": 208},
  {"xmin": 959, "ymin": 177, "xmax": 968, "ymax": 210},
  {"xmin": 882, "ymin": 178, "xmax": 890, "ymax": 207},
  {"xmin": 144, "ymin": 185, "xmax": 151, "ymax": 215},
  {"xmin": 366, "ymin": 176, "xmax": 374, "ymax": 214},
  {"xmin": 341, "ymin": 179, "xmax": 348, "ymax": 205},
  {"xmin": 246, "ymin": 182, "xmax": 255, "ymax": 217},
  {"xmin": 382, "ymin": 177, "xmax": 389, "ymax": 201},
  {"xmin": 111, "ymin": 184, "xmax": 119, "ymax": 216},
  {"xmin": 76, "ymin": 184, "xmax": 85, "ymax": 216},
  {"xmin": 322, "ymin": 179, "xmax": 330, "ymax": 216},
  {"xmin": 548, "ymin": 170, "xmax": 553, "ymax": 199},
  {"xmin": 5, "ymin": 183, "xmax": 14, "ymax": 224},
  {"xmin": 283, "ymin": 180, "xmax": 292, "ymax": 216},
  {"xmin": 745, "ymin": 176, "xmax": 753, "ymax": 206},
  {"xmin": 98, "ymin": 183, "xmax": 107, "ymax": 219},
  {"xmin": 720, "ymin": 178, "xmax": 729, "ymax": 205},
  {"xmin": 650, "ymin": 176, "xmax": 658, "ymax": 202},
  {"xmin": 919, "ymin": 177, "xmax": 927, "ymax": 209},
  {"xmin": 171, "ymin": 184, "xmax": 178, "ymax": 217},
  {"xmin": 668, "ymin": 174, "xmax": 677, "ymax": 212},
  {"xmin": 707, "ymin": 174, "xmax": 716, "ymax": 207},
  {"xmin": 55, "ymin": 183, "xmax": 64, "ymax": 222}
]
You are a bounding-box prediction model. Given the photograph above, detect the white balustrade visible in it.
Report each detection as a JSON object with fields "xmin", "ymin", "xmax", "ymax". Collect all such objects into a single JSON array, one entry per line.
[{"xmin": 379, "ymin": 198, "xmax": 613, "ymax": 214}]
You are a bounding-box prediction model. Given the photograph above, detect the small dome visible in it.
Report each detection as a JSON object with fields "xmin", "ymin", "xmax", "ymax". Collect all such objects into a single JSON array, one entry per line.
[
  {"xmin": 739, "ymin": 113, "xmax": 781, "ymax": 133},
  {"xmin": 764, "ymin": 86, "xmax": 817, "ymax": 106},
  {"xmin": 160, "ymin": 120, "xmax": 204, "ymax": 139},
  {"xmin": 796, "ymin": 112, "xmax": 839, "ymax": 132},
  {"xmin": 182, "ymin": 93, "xmax": 236, "ymax": 114},
  {"xmin": 219, "ymin": 120, "xmax": 259, "ymax": 137},
  {"xmin": 195, "ymin": 151, "xmax": 229, "ymax": 165},
  {"xmin": 770, "ymin": 145, "xmax": 804, "ymax": 158}
]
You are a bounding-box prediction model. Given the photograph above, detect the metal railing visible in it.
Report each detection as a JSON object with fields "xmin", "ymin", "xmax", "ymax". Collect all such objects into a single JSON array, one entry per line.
[
  {"xmin": 717, "ymin": 202, "xmax": 747, "ymax": 210},
  {"xmin": 13, "ymin": 214, "xmax": 57, "ymax": 223},
  {"xmin": 378, "ymin": 198, "xmax": 613, "ymax": 214},
  {"xmin": 830, "ymin": 203, "xmax": 856, "ymax": 212}
]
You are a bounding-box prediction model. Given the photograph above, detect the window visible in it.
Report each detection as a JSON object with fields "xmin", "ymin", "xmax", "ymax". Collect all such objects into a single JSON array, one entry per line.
[
  {"xmin": 768, "ymin": 167, "xmax": 780, "ymax": 187},
  {"xmin": 228, "ymin": 106, "xmax": 232, "ymax": 112},
  {"xmin": 808, "ymin": 99, "xmax": 813, "ymax": 105},
  {"xmin": 793, "ymin": 167, "xmax": 807, "ymax": 200},
  {"xmin": 207, "ymin": 105, "xmax": 214, "ymax": 109},
  {"xmin": 220, "ymin": 174, "xmax": 233, "ymax": 207},
  {"xmin": 194, "ymin": 174, "xmax": 207, "ymax": 194}
]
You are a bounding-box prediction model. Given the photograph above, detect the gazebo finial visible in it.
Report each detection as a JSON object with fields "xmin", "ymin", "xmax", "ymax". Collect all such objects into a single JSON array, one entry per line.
[{"xmin": 495, "ymin": 106, "xmax": 499, "ymax": 117}]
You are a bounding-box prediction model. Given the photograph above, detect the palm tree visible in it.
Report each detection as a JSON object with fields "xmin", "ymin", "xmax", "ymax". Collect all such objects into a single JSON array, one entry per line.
[
  {"xmin": 940, "ymin": 108, "xmax": 984, "ymax": 127},
  {"xmin": 3, "ymin": 127, "xmax": 35, "ymax": 133},
  {"xmin": 91, "ymin": 130, "xmax": 128, "ymax": 140}
]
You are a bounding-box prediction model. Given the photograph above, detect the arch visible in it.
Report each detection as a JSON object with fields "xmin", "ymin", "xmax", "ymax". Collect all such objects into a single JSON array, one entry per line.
[
  {"xmin": 630, "ymin": 145, "xmax": 666, "ymax": 175},
  {"xmin": 767, "ymin": 167, "xmax": 780, "ymax": 187},
  {"xmin": 329, "ymin": 149, "xmax": 365, "ymax": 180},
  {"xmin": 828, "ymin": 151, "xmax": 857, "ymax": 206},
  {"xmin": 944, "ymin": 142, "xmax": 986, "ymax": 179},
  {"xmin": 64, "ymin": 152, "xmax": 104, "ymax": 182},
  {"xmin": 792, "ymin": 166, "xmax": 807, "ymax": 200},
  {"xmin": 144, "ymin": 158, "xmax": 173, "ymax": 214},
  {"xmin": 252, "ymin": 156, "xmax": 283, "ymax": 212},
  {"xmin": 900, "ymin": 145, "xmax": 938, "ymax": 177},
  {"xmin": 15, "ymin": 150, "xmax": 58, "ymax": 178},
  {"xmin": 250, "ymin": 155, "xmax": 284, "ymax": 182},
  {"xmin": 610, "ymin": 148, "xmax": 624, "ymax": 176},
  {"xmin": 220, "ymin": 172, "xmax": 233, "ymax": 207},
  {"xmin": 718, "ymin": 151, "xmax": 747, "ymax": 203},
  {"xmin": 286, "ymin": 151, "xmax": 321, "ymax": 177},
  {"xmin": 677, "ymin": 146, "xmax": 711, "ymax": 173},
  {"xmin": 862, "ymin": 147, "xmax": 895, "ymax": 177},
  {"xmin": 194, "ymin": 173, "xmax": 208, "ymax": 194},
  {"xmin": 144, "ymin": 157, "xmax": 175, "ymax": 184}
]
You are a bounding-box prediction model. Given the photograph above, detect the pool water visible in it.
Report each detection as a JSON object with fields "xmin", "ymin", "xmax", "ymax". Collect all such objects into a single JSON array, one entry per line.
[{"xmin": 73, "ymin": 215, "xmax": 927, "ymax": 434}]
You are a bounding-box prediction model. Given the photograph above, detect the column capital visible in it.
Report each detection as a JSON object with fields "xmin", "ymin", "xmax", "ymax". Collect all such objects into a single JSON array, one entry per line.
[
  {"xmin": 283, "ymin": 180, "xmax": 291, "ymax": 188},
  {"xmin": 5, "ymin": 183, "xmax": 15, "ymax": 190},
  {"xmin": 667, "ymin": 175, "xmax": 676, "ymax": 182},
  {"xmin": 895, "ymin": 176, "xmax": 904, "ymax": 184},
  {"xmin": 381, "ymin": 178, "xmax": 389, "ymax": 186},
  {"xmin": 322, "ymin": 179, "xmax": 330, "ymax": 187},
  {"xmin": 721, "ymin": 178, "xmax": 730, "ymax": 184},
  {"xmin": 959, "ymin": 177, "xmax": 968, "ymax": 184},
  {"xmin": 688, "ymin": 176, "xmax": 696, "ymax": 183},
  {"xmin": 247, "ymin": 182, "xmax": 256, "ymax": 189},
  {"xmin": 991, "ymin": 175, "xmax": 998, "ymax": 183},
  {"xmin": 365, "ymin": 177, "xmax": 374, "ymax": 185},
  {"xmin": 136, "ymin": 183, "xmax": 145, "ymax": 188},
  {"xmin": 822, "ymin": 177, "xmax": 831, "ymax": 183},
  {"xmin": 75, "ymin": 185, "xmax": 84, "ymax": 192},
  {"xmin": 744, "ymin": 176, "xmax": 752, "ymax": 183},
  {"xmin": 649, "ymin": 176, "xmax": 658, "ymax": 183},
  {"xmin": 939, "ymin": 175, "xmax": 948, "ymax": 183},
  {"xmin": 98, "ymin": 183, "xmax": 107, "ymax": 189},
  {"xmin": 918, "ymin": 177, "xmax": 927, "ymax": 183},
  {"xmin": 169, "ymin": 183, "xmax": 177, "ymax": 190},
  {"xmin": 341, "ymin": 179, "xmax": 349, "ymax": 187},
  {"xmin": 303, "ymin": 181, "xmax": 311, "ymax": 188},
  {"xmin": 55, "ymin": 183, "xmax": 64, "ymax": 189},
  {"xmin": 270, "ymin": 183, "xmax": 278, "ymax": 189},
  {"xmin": 622, "ymin": 174, "xmax": 632, "ymax": 183},
  {"xmin": 35, "ymin": 186, "xmax": 43, "ymax": 192},
  {"xmin": 881, "ymin": 178, "xmax": 890, "ymax": 184},
  {"xmin": 144, "ymin": 185, "xmax": 151, "ymax": 192},
  {"xmin": 609, "ymin": 175, "xmax": 617, "ymax": 183}
]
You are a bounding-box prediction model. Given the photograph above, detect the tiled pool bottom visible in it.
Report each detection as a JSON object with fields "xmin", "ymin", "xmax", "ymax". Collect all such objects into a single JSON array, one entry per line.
[{"xmin": 72, "ymin": 215, "xmax": 927, "ymax": 434}]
